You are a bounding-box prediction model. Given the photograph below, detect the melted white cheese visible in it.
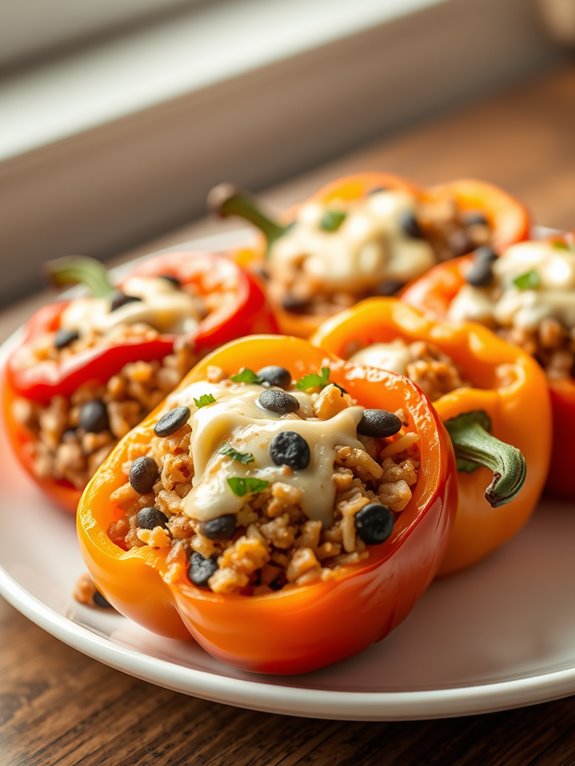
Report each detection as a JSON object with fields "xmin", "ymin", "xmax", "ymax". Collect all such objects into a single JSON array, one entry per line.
[
  {"xmin": 349, "ymin": 340, "xmax": 412, "ymax": 375},
  {"xmin": 448, "ymin": 241, "xmax": 575, "ymax": 331},
  {"xmin": 60, "ymin": 276, "xmax": 203, "ymax": 335},
  {"xmin": 269, "ymin": 190, "xmax": 435, "ymax": 292},
  {"xmin": 173, "ymin": 381, "xmax": 365, "ymax": 527}
]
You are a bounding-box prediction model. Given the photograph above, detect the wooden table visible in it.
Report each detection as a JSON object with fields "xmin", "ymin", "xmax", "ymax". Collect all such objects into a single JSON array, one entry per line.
[{"xmin": 2, "ymin": 65, "xmax": 575, "ymax": 766}]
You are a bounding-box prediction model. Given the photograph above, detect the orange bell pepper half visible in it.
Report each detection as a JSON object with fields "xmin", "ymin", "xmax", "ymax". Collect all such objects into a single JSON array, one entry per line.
[
  {"xmin": 401, "ymin": 238, "xmax": 573, "ymax": 498},
  {"xmin": 312, "ymin": 299, "xmax": 551, "ymax": 575},
  {"xmin": 208, "ymin": 174, "xmax": 530, "ymax": 338},
  {"xmin": 77, "ymin": 335, "xmax": 457, "ymax": 674}
]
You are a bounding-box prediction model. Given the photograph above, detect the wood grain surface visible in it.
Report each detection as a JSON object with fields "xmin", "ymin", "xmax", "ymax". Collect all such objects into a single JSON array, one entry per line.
[{"xmin": 2, "ymin": 64, "xmax": 575, "ymax": 766}]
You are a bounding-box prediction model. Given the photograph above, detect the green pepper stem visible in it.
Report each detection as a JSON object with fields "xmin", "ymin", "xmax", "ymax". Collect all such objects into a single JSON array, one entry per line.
[
  {"xmin": 45, "ymin": 256, "xmax": 115, "ymax": 298},
  {"xmin": 207, "ymin": 183, "xmax": 288, "ymax": 249},
  {"xmin": 444, "ymin": 410, "xmax": 526, "ymax": 508}
]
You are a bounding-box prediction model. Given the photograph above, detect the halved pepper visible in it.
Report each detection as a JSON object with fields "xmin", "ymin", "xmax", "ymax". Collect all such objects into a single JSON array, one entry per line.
[
  {"xmin": 77, "ymin": 335, "xmax": 457, "ymax": 674},
  {"xmin": 209, "ymin": 174, "xmax": 530, "ymax": 338},
  {"xmin": 401, "ymin": 237, "xmax": 573, "ymax": 498},
  {"xmin": 3, "ymin": 251, "xmax": 278, "ymax": 512},
  {"xmin": 312, "ymin": 299, "xmax": 551, "ymax": 575}
]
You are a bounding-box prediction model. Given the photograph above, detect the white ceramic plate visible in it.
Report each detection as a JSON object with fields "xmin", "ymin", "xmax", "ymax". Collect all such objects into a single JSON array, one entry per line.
[{"xmin": 2, "ymin": 234, "xmax": 575, "ymax": 721}]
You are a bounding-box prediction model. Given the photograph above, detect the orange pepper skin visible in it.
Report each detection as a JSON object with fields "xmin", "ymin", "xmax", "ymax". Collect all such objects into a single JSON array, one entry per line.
[
  {"xmin": 312, "ymin": 299, "xmax": 551, "ymax": 575},
  {"xmin": 77, "ymin": 335, "xmax": 457, "ymax": 674},
  {"xmin": 3, "ymin": 251, "xmax": 278, "ymax": 514},
  {"xmin": 232, "ymin": 174, "xmax": 530, "ymax": 338},
  {"xmin": 402, "ymin": 252, "xmax": 573, "ymax": 499}
]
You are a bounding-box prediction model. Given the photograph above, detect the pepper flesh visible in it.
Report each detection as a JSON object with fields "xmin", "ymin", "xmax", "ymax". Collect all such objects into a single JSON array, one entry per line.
[
  {"xmin": 77, "ymin": 335, "xmax": 457, "ymax": 674},
  {"xmin": 312, "ymin": 299, "xmax": 551, "ymax": 575},
  {"xmin": 401, "ymin": 240, "xmax": 574, "ymax": 499},
  {"xmin": 3, "ymin": 251, "xmax": 277, "ymax": 512},
  {"xmin": 219, "ymin": 173, "xmax": 530, "ymax": 338}
]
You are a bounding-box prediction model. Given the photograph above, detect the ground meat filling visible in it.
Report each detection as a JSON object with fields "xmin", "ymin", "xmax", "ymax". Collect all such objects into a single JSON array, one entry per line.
[
  {"xmin": 348, "ymin": 340, "xmax": 467, "ymax": 403},
  {"xmin": 264, "ymin": 189, "xmax": 491, "ymax": 317},
  {"xmin": 13, "ymin": 341, "xmax": 197, "ymax": 489},
  {"xmin": 447, "ymin": 240, "xmax": 575, "ymax": 379},
  {"xmin": 108, "ymin": 365, "xmax": 420, "ymax": 595}
]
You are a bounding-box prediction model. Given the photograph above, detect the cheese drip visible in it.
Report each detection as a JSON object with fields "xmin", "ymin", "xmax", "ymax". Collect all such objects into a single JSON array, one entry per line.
[
  {"xmin": 268, "ymin": 190, "xmax": 435, "ymax": 292},
  {"xmin": 60, "ymin": 276, "xmax": 203, "ymax": 335},
  {"xmin": 175, "ymin": 381, "xmax": 365, "ymax": 527},
  {"xmin": 449, "ymin": 241, "xmax": 575, "ymax": 330},
  {"xmin": 350, "ymin": 340, "xmax": 412, "ymax": 375}
]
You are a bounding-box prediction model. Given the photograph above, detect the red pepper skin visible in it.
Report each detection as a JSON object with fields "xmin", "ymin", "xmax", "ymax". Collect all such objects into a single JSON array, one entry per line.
[
  {"xmin": 77, "ymin": 335, "xmax": 457, "ymax": 674},
  {"xmin": 401, "ymin": 243, "xmax": 573, "ymax": 498},
  {"xmin": 4, "ymin": 251, "xmax": 278, "ymax": 512}
]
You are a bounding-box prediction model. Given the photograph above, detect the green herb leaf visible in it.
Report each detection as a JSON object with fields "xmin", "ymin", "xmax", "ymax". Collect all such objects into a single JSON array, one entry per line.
[
  {"xmin": 219, "ymin": 444, "xmax": 255, "ymax": 465},
  {"xmin": 319, "ymin": 210, "xmax": 347, "ymax": 232},
  {"xmin": 512, "ymin": 270, "xmax": 541, "ymax": 290},
  {"xmin": 227, "ymin": 476, "xmax": 269, "ymax": 497},
  {"xmin": 194, "ymin": 393, "xmax": 216, "ymax": 408},
  {"xmin": 296, "ymin": 366, "xmax": 331, "ymax": 391},
  {"xmin": 230, "ymin": 368, "xmax": 262, "ymax": 385}
]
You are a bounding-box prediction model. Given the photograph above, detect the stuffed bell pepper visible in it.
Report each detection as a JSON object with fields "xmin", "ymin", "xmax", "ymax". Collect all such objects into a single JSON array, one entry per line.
[
  {"xmin": 312, "ymin": 299, "xmax": 550, "ymax": 575},
  {"xmin": 4, "ymin": 252, "xmax": 277, "ymax": 512},
  {"xmin": 402, "ymin": 235, "xmax": 575, "ymax": 497},
  {"xmin": 77, "ymin": 335, "xmax": 457, "ymax": 673},
  {"xmin": 208, "ymin": 173, "xmax": 530, "ymax": 337}
]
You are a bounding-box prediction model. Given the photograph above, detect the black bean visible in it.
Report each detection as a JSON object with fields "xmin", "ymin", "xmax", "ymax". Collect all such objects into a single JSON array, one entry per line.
[
  {"xmin": 358, "ymin": 409, "xmax": 402, "ymax": 438},
  {"xmin": 355, "ymin": 503, "xmax": 394, "ymax": 545},
  {"xmin": 110, "ymin": 291, "xmax": 142, "ymax": 312},
  {"xmin": 79, "ymin": 400, "xmax": 109, "ymax": 433},
  {"xmin": 464, "ymin": 211, "xmax": 488, "ymax": 226},
  {"xmin": 466, "ymin": 246, "xmax": 498, "ymax": 287},
  {"xmin": 200, "ymin": 514, "xmax": 237, "ymax": 541},
  {"xmin": 374, "ymin": 279, "xmax": 404, "ymax": 297},
  {"xmin": 129, "ymin": 456, "xmax": 159, "ymax": 494},
  {"xmin": 188, "ymin": 552, "xmax": 218, "ymax": 587},
  {"xmin": 136, "ymin": 507, "xmax": 169, "ymax": 530},
  {"xmin": 281, "ymin": 294, "xmax": 310, "ymax": 314},
  {"xmin": 399, "ymin": 211, "xmax": 423, "ymax": 239},
  {"xmin": 258, "ymin": 389, "xmax": 300, "ymax": 415},
  {"xmin": 154, "ymin": 406, "xmax": 191, "ymax": 437},
  {"xmin": 270, "ymin": 431, "xmax": 310, "ymax": 470},
  {"xmin": 257, "ymin": 365, "xmax": 291, "ymax": 389},
  {"xmin": 54, "ymin": 328, "xmax": 80, "ymax": 350},
  {"xmin": 93, "ymin": 590, "xmax": 114, "ymax": 609},
  {"xmin": 62, "ymin": 428, "xmax": 77, "ymax": 441},
  {"xmin": 160, "ymin": 274, "xmax": 181, "ymax": 288}
]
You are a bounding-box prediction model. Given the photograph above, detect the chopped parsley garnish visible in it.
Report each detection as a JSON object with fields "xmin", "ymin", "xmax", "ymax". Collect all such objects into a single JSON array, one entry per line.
[
  {"xmin": 194, "ymin": 393, "xmax": 216, "ymax": 408},
  {"xmin": 319, "ymin": 210, "xmax": 347, "ymax": 232},
  {"xmin": 296, "ymin": 366, "xmax": 331, "ymax": 391},
  {"xmin": 551, "ymin": 240, "xmax": 572, "ymax": 250},
  {"xmin": 227, "ymin": 476, "xmax": 269, "ymax": 497},
  {"xmin": 219, "ymin": 444, "xmax": 255, "ymax": 465},
  {"xmin": 512, "ymin": 270, "xmax": 541, "ymax": 290},
  {"xmin": 230, "ymin": 368, "xmax": 262, "ymax": 385}
]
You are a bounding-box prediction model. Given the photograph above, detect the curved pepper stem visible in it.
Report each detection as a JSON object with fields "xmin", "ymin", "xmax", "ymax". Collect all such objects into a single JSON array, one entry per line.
[
  {"xmin": 444, "ymin": 410, "xmax": 526, "ymax": 508},
  {"xmin": 45, "ymin": 256, "xmax": 115, "ymax": 298},
  {"xmin": 208, "ymin": 183, "xmax": 288, "ymax": 250}
]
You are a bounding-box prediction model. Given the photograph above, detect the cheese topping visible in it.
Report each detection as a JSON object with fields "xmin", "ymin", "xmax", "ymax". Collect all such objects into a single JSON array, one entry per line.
[
  {"xmin": 176, "ymin": 381, "xmax": 365, "ymax": 527},
  {"xmin": 449, "ymin": 241, "xmax": 575, "ymax": 330},
  {"xmin": 268, "ymin": 190, "xmax": 435, "ymax": 292},
  {"xmin": 349, "ymin": 340, "xmax": 412, "ymax": 375},
  {"xmin": 60, "ymin": 276, "xmax": 203, "ymax": 336}
]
